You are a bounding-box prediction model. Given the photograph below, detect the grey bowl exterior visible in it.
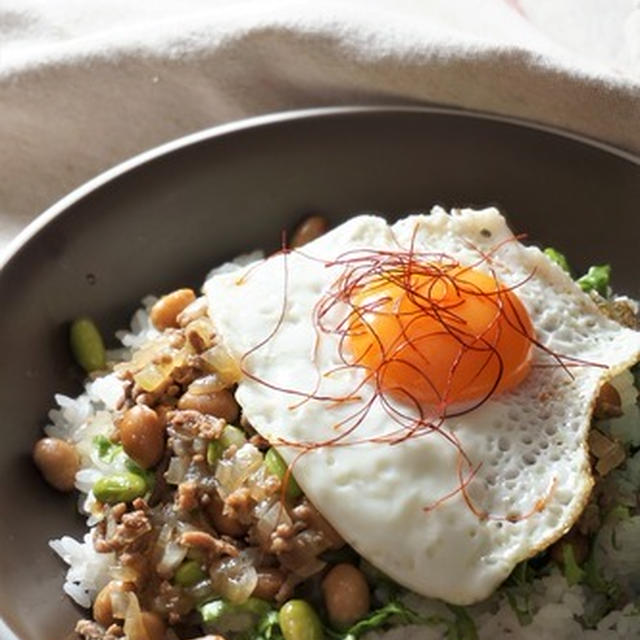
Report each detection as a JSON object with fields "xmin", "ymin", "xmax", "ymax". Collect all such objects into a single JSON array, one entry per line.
[{"xmin": 0, "ymin": 106, "xmax": 638, "ymax": 640}]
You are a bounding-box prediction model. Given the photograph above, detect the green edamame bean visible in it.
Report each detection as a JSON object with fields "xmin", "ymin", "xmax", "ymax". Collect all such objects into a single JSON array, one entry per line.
[
  {"xmin": 199, "ymin": 597, "xmax": 270, "ymax": 629},
  {"xmin": 174, "ymin": 559, "xmax": 206, "ymax": 587},
  {"xmin": 265, "ymin": 448, "xmax": 301, "ymax": 498},
  {"xmin": 220, "ymin": 425, "xmax": 246, "ymax": 449},
  {"xmin": 278, "ymin": 600, "xmax": 324, "ymax": 640},
  {"xmin": 93, "ymin": 472, "xmax": 147, "ymax": 504},
  {"xmin": 206, "ymin": 440, "xmax": 223, "ymax": 466},
  {"xmin": 70, "ymin": 317, "xmax": 106, "ymax": 372}
]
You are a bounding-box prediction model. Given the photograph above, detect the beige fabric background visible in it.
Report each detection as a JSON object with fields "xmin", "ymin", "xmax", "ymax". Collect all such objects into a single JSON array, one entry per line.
[{"xmin": 1, "ymin": 0, "xmax": 639, "ymax": 254}]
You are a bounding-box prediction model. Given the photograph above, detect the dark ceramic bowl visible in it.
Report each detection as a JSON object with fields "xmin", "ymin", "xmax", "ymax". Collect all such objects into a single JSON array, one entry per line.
[{"xmin": 1, "ymin": 106, "xmax": 638, "ymax": 640}]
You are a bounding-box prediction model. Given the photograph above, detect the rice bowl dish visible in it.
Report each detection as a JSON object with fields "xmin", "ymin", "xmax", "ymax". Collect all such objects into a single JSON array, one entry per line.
[{"xmin": 34, "ymin": 208, "xmax": 640, "ymax": 640}]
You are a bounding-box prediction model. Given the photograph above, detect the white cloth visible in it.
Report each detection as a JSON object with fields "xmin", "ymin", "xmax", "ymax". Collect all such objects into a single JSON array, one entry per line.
[{"xmin": 1, "ymin": 0, "xmax": 639, "ymax": 252}]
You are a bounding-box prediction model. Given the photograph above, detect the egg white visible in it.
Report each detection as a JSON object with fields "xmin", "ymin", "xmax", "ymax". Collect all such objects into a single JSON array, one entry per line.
[{"xmin": 204, "ymin": 208, "xmax": 640, "ymax": 604}]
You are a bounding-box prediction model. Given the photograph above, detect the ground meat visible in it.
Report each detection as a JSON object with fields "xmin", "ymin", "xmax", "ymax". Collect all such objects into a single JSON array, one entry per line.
[
  {"xmin": 593, "ymin": 382, "xmax": 623, "ymax": 420},
  {"xmin": 94, "ymin": 505, "xmax": 153, "ymax": 554},
  {"xmin": 171, "ymin": 364, "xmax": 200, "ymax": 387},
  {"xmin": 177, "ymin": 480, "xmax": 200, "ymax": 512},
  {"xmin": 225, "ymin": 487, "xmax": 255, "ymax": 525},
  {"xmin": 291, "ymin": 499, "xmax": 344, "ymax": 549},
  {"xmin": 187, "ymin": 327, "xmax": 208, "ymax": 352},
  {"xmin": 204, "ymin": 492, "xmax": 249, "ymax": 537},
  {"xmin": 268, "ymin": 521, "xmax": 301, "ymax": 554},
  {"xmin": 263, "ymin": 499, "xmax": 343, "ymax": 578},
  {"xmin": 115, "ymin": 321, "xmax": 216, "ymax": 408},
  {"xmin": 75, "ymin": 620, "xmax": 123, "ymax": 640},
  {"xmin": 129, "ymin": 379, "xmax": 175, "ymax": 408},
  {"xmin": 167, "ymin": 409, "xmax": 225, "ymax": 441},
  {"xmin": 595, "ymin": 295, "xmax": 640, "ymax": 329},
  {"xmin": 248, "ymin": 433, "xmax": 271, "ymax": 450},
  {"xmin": 155, "ymin": 579, "xmax": 195, "ymax": 624},
  {"xmin": 278, "ymin": 529, "xmax": 328, "ymax": 577},
  {"xmin": 180, "ymin": 530, "xmax": 239, "ymax": 557},
  {"xmin": 588, "ymin": 428, "xmax": 626, "ymax": 476}
]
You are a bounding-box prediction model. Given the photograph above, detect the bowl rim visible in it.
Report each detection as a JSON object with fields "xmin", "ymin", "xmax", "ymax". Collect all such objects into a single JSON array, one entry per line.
[
  {"xmin": 2, "ymin": 103, "xmax": 639, "ymax": 640},
  {"xmin": 2, "ymin": 103, "xmax": 638, "ymax": 278}
]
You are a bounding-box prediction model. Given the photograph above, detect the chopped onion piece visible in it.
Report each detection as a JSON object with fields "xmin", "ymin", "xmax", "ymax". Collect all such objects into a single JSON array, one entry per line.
[
  {"xmin": 133, "ymin": 363, "xmax": 167, "ymax": 392},
  {"xmin": 247, "ymin": 466, "xmax": 271, "ymax": 502},
  {"xmin": 156, "ymin": 522, "xmax": 173, "ymax": 546},
  {"xmin": 177, "ymin": 296, "xmax": 208, "ymax": 326},
  {"xmin": 123, "ymin": 592, "xmax": 147, "ymax": 640},
  {"xmin": 255, "ymin": 498, "xmax": 292, "ymax": 545},
  {"xmin": 156, "ymin": 539, "xmax": 188, "ymax": 577},
  {"xmin": 201, "ymin": 343, "xmax": 241, "ymax": 384},
  {"xmin": 187, "ymin": 577, "xmax": 214, "ymax": 602},
  {"xmin": 215, "ymin": 444, "xmax": 263, "ymax": 497},
  {"xmin": 290, "ymin": 556, "xmax": 326, "ymax": 579},
  {"xmin": 165, "ymin": 456, "xmax": 189, "ymax": 485},
  {"xmin": 188, "ymin": 374, "xmax": 227, "ymax": 395},
  {"xmin": 210, "ymin": 552, "xmax": 258, "ymax": 604},
  {"xmin": 186, "ymin": 318, "xmax": 214, "ymax": 349},
  {"xmin": 192, "ymin": 437, "xmax": 207, "ymax": 455},
  {"xmin": 105, "ymin": 511, "xmax": 118, "ymax": 540},
  {"xmin": 110, "ymin": 589, "xmax": 130, "ymax": 620},
  {"xmin": 110, "ymin": 564, "xmax": 139, "ymax": 584}
]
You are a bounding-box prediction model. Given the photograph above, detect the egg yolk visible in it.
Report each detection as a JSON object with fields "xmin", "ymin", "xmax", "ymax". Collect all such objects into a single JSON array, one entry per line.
[{"xmin": 346, "ymin": 264, "xmax": 534, "ymax": 407}]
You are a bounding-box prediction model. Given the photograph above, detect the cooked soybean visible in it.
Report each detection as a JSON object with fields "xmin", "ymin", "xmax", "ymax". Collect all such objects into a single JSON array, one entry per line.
[
  {"xmin": 178, "ymin": 388, "xmax": 240, "ymax": 423},
  {"xmin": 150, "ymin": 288, "xmax": 196, "ymax": 330},
  {"xmin": 33, "ymin": 437, "xmax": 79, "ymax": 492},
  {"xmin": 119, "ymin": 405, "xmax": 165, "ymax": 469},
  {"xmin": 290, "ymin": 215, "xmax": 328, "ymax": 248},
  {"xmin": 322, "ymin": 563, "xmax": 370, "ymax": 628},
  {"xmin": 140, "ymin": 611, "xmax": 166, "ymax": 640},
  {"xmin": 93, "ymin": 580, "xmax": 133, "ymax": 626}
]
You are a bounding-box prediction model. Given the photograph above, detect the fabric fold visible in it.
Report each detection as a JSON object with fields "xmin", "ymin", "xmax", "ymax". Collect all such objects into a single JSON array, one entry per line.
[{"xmin": 1, "ymin": 0, "xmax": 638, "ymax": 250}]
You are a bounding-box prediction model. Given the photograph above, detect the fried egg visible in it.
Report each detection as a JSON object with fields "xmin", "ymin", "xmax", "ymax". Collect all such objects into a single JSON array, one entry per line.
[{"xmin": 203, "ymin": 208, "xmax": 640, "ymax": 604}]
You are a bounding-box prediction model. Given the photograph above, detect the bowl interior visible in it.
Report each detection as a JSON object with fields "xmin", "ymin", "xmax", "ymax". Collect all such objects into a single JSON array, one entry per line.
[{"xmin": 1, "ymin": 107, "xmax": 638, "ymax": 639}]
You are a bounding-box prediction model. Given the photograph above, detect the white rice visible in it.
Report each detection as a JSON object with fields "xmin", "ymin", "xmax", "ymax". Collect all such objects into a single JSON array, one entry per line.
[
  {"xmin": 49, "ymin": 533, "xmax": 115, "ymax": 609},
  {"xmin": 46, "ymin": 271, "xmax": 640, "ymax": 639}
]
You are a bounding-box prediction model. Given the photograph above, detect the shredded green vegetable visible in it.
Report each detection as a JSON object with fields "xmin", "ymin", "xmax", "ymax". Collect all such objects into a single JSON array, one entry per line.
[
  {"xmin": 250, "ymin": 610, "xmax": 284, "ymax": 640},
  {"xmin": 504, "ymin": 561, "xmax": 536, "ymax": 626},
  {"xmin": 543, "ymin": 247, "xmax": 572, "ymax": 275},
  {"xmin": 562, "ymin": 544, "xmax": 586, "ymax": 587},
  {"xmin": 576, "ymin": 264, "xmax": 611, "ymax": 297},
  {"xmin": 327, "ymin": 599, "xmax": 448, "ymax": 640},
  {"xmin": 200, "ymin": 598, "xmax": 271, "ymax": 635},
  {"xmin": 447, "ymin": 606, "xmax": 478, "ymax": 640},
  {"xmin": 93, "ymin": 435, "xmax": 122, "ymax": 462}
]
